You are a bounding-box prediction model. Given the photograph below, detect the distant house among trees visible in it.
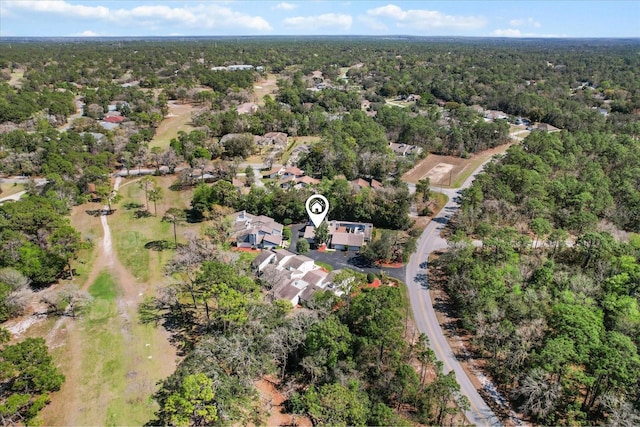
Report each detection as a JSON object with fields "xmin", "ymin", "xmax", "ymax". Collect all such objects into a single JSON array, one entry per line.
[
  {"xmin": 256, "ymin": 132, "xmax": 288, "ymax": 148},
  {"xmin": 389, "ymin": 142, "xmax": 422, "ymax": 157}
]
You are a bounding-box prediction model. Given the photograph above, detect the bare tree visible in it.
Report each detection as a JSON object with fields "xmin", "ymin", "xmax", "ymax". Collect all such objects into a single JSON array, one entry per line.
[
  {"xmin": 0, "ymin": 268, "xmax": 32, "ymax": 318},
  {"xmin": 513, "ymin": 368, "xmax": 561, "ymax": 421},
  {"xmin": 599, "ymin": 393, "xmax": 640, "ymax": 427},
  {"xmin": 40, "ymin": 284, "xmax": 93, "ymax": 317}
]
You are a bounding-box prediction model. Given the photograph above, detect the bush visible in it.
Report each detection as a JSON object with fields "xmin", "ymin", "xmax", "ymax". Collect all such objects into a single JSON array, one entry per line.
[
  {"xmin": 366, "ymin": 273, "xmax": 375, "ymax": 283},
  {"xmin": 296, "ymin": 239, "xmax": 310, "ymax": 254}
]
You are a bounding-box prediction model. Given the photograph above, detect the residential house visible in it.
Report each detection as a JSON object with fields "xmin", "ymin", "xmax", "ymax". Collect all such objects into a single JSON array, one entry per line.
[
  {"xmin": 533, "ymin": 122, "xmax": 561, "ymax": 132},
  {"xmin": 328, "ymin": 220, "xmax": 373, "ymax": 251},
  {"xmin": 256, "ymin": 132, "xmax": 288, "ymax": 148},
  {"xmin": 103, "ymin": 116, "xmax": 125, "ymax": 124},
  {"xmin": 262, "ymin": 166, "xmax": 283, "ymax": 179},
  {"xmin": 484, "ymin": 110, "xmax": 508, "ymax": 121},
  {"xmin": 350, "ymin": 178, "xmax": 370, "ymax": 191},
  {"xmin": 231, "ymin": 211, "xmax": 284, "ymax": 249},
  {"xmin": 389, "ymin": 142, "xmax": 422, "ymax": 157},
  {"xmin": 281, "ymin": 166, "xmax": 304, "ymax": 179},
  {"xmin": 304, "ymin": 220, "xmax": 374, "ymax": 251},
  {"xmin": 227, "ymin": 64, "xmax": 254, "ymax": 71},
  {"xmin": 293, "ymin": 176, "xmax": 320, "ymax": 189},
  {"xmin": 350, "ymin": 178, "xmax": 384, "ymax": 191},
  {"xmin": 262, "ymin": 165, "xmax": 305, "ymax": 180},
  {"xmin": 251, "ymin": 248, "xmax": 335, "ymax": 305}
]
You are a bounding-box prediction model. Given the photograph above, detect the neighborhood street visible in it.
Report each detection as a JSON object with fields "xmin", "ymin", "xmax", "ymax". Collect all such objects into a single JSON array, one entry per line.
[{"xmin": 405, "ymin": 159, "xmax": 503, "ymax": 427}]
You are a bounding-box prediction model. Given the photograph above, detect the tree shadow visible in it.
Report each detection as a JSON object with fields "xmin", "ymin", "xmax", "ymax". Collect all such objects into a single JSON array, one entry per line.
[
  {"xmin": 85, "ymin": 208, "xmax": 116, "ymax": 217},
  {"xmin": 144, "ymin": 240, "xmax": 173, "ymax": 251},
  {"xmin": 134, "ymin": 209, "xmax": 152, "ymax": 218},
  {"xmin": 123, "ymin": 201, "xmax": 144, "ymax": 210}
]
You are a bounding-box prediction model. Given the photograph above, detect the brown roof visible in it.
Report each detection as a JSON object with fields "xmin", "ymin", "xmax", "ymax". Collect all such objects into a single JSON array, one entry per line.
[
  {"xmin": 303, "ymin": 226, "xmax": 316, "ymax": 239},
  {"xmin": 351, "ymin": 178, "xmax": 370, "ymax": 189},
  {"xmin": 283, "ymin": 166, "xmax": 304, "ymax": 176},
  {"xmin": 104, "ymin": 116, "xmax": 125, "ymax": 123},
  {"xmin": 331, "ymin": 233, "xmax": 365, "ymax": 247},
  {"xmin": 296, "ymin": 176, "xmax": 320, "ymax": 185},
  {"xmin": 275, "ymin": 281, "xmax": 301, "ymax": 301},
  {"xmin": 302, "ymin": 270, "xmax": 328, "ymax": 287},
  {"xmin": 299, "ymin": 285, "xmax": 322, "ymax": 302},
  {"xmin": 284, "ymin": 255, "xmax": 314, "ymax": 270},
  {"xmin": 262, "ymin": 234, "xmax": 283, "ymax": 246},
  {"xmin": 371, "ymin": 179, "xmax": 383, "ymax": 189}
]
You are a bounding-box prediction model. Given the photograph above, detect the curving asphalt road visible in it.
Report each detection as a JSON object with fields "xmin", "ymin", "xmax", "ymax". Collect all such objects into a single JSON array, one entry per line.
[{"xmin": 405, "ymin": 159, "xmax": 503, "ymax": 427}]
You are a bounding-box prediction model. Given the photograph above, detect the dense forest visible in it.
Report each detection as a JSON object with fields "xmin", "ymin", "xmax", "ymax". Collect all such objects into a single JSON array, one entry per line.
[
  {"xmin": 441, "ymin": 130, "xmax": 640, "ymax": 422},
  {"xmin": 1, "ymin": 36, "xmax": 639, "ymax": 425}
]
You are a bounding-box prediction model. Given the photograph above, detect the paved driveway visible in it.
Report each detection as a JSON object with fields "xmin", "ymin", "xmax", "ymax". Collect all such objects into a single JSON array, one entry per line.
[{"xmin": 289, "ymin": 223, "xmax": 405, "ymax": 282}]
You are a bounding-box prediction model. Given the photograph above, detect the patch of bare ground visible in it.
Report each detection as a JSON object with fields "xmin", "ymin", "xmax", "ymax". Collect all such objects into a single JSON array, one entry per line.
[
  {"xmin": 403, "ymin": 155, "xmax": 466, "ymax": 185},
  {"xmin": 403, "ymin": 142, "xmax": 515, "ymax": 186},
  {"xmin": 427, "ymin": 252, "xmax": 523, "ymax": 427},
  {"xmin": 253, "ymin": 74, "xmax": 279, "ymax": 105},
  {"xmin": 254, "ymin": 376, "xmax": 313, "ymax": 427}
]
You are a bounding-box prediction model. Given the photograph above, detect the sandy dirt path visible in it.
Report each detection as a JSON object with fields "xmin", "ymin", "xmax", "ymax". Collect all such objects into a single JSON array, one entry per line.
[{"xmin": 41, "ymin": 177, "xmax": 177, "ymax": 426}]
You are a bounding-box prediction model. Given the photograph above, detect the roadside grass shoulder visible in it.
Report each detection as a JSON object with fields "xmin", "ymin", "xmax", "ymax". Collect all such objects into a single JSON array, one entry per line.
[{"xmin": 314, "ymin": 261, "xmax": 333, "ymax": 271}]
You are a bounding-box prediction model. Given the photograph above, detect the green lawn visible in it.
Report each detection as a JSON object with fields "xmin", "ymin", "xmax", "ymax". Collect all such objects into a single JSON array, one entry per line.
[
  {"xmin": 314, "ymin": 261, "xmax": 334, "ymax": 271},
  {"xmin": 79, "ymin": 271, "xmax": 167, "ymax": 426}
]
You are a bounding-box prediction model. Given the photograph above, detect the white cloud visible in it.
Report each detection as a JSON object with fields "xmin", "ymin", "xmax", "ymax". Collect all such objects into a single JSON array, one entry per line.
[
  {"xmin": 3, "ymin": 0, "xmax": 273, "ymax": 32},
  {"xmin": 491, "ymin": 28, "xmax": 564, "ymax": 38},
  {"xmin": 492, "ymin": 28, "xmax": 523, "ymax": 37},
  {"xmin": 283, "ymin": 13, "xmax": 352, "ymax": 31},
  {"xmin": 73, "ymin": 30, "xmax": 100, "ymax": 37},
  {"xmin": 509, "ymin": 17, "xmax": 541, "ymax": 28},
  {"xmin": 274, "ymin": 2, "xmax": 298, "ymax": 11},
  {"xmin": 366, "ymin": 4, "xmax": 486, "ymax": 31},
  {"xmin": 5, "ymin": 0, "xmax": 110, "ymax": 18}
]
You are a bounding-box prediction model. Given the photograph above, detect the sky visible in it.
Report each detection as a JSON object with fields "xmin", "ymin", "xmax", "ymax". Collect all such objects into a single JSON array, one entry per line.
[{"xmin": 1, "ymin": 1, "xmax": 639, "ymax": 38}]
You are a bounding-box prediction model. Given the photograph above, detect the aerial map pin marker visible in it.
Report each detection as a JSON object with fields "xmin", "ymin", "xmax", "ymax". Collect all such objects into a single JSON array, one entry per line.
[{"xmin": 305, "ymin": 194, "xmax": 329, "ymax": 227}]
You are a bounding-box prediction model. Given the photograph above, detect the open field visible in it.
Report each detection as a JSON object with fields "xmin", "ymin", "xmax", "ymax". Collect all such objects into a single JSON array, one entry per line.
[
  {"xmin": 38, "ymin": 176, "xmax": 189, "ymax": 425},
  {"xmin": 8, "ymin": 69, "xmax": 24, "ymax": 88},
  {"xmin": 253, "ymin": 73, "xmax": 279, "ymax": 105},
  {"xmin": 402, "ymin": 154, "xmax": 466, "ymax": 186},
  {"xmin": 402, "ymin": 142, "xmax": 515, "ymax": 187},
  {"xmin": 110, "ymin": 175, "xmax": 199, "ymax": 283},
  {"xmin": 0, "ymin": 182, "xmax": 24, "ymax": 198},
  {"xmin": 148, "ymin": 101, "xmax": 197, "ymax": 150}
]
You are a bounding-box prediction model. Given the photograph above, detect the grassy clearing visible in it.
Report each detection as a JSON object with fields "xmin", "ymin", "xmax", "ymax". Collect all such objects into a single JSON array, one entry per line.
[
  {"xmin": 76, "ymin": 271, "xmax": 168, "ymax": 426},
  {"xmin": 8, "ymin": 69, "xmax": 24, "ymax": 88},
  {"xmin": 0, "ymin": 183, "xmax": 24, "ymax": 198},
  {"xmin": 431, "ymin": 192, "xmax": 449, "ymax": 212},
  {"xmin": 111, "ymin": 176, "xmax": 198, "ymax": 283},
  {"xmin": 148, "ymin": 103, "xmax": 195, "ymax": 150},
  {"xmin": 280, "ymin": 136, "xmax": 320, "ymax": 164}
]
